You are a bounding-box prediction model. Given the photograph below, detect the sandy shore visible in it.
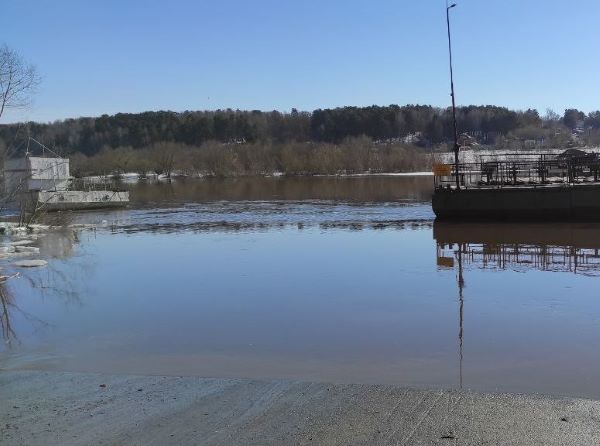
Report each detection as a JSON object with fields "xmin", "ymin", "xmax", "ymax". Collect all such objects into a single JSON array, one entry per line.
[{"xmin": 2, "ymin": 371, "xmax": 599, "ymax": 445}]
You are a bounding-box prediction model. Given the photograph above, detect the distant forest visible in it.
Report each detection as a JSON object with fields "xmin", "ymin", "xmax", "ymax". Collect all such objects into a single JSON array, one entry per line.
[{"xmin": 1, "ymin": 105, "xmax": 599, "ymax": 177}]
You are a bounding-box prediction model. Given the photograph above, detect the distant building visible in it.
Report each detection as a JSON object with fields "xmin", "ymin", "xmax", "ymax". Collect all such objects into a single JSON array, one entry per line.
[
  {"xmin": 458, "ymin": 133, "xmax": 477, "ymax": 147},
  {"xmin": 401, "ymin": 132, "xmax": 423, "ymax": 144}
]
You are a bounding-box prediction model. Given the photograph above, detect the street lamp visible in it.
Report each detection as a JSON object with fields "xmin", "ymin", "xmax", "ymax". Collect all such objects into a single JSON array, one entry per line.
[{"xmin": 446, "ymin": 2, "xmax": 460, "ymax": 189}]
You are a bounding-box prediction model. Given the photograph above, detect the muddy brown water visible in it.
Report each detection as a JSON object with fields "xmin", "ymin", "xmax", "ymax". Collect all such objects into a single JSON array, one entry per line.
[{"xmin": 2, "ymin": 175, "xmax": 600, "ymax": 398}]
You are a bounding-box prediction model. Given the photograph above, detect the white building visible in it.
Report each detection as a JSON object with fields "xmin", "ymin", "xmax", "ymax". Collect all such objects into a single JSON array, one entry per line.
[{"xmin": 4, "ymin": 156, "xmax": 70, "ymax": 196}]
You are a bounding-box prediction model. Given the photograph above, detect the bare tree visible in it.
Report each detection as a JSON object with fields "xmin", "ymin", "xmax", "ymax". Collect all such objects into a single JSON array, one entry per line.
[{"xmin": 0, "ymin": 44, "xmax": 41, "ymax": 120}]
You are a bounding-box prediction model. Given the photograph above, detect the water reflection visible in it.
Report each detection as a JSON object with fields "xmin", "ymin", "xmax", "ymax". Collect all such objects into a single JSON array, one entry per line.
[
  {"xmin": 0, "ymin": 228, "xmax": 84, "ymax": 347},
  {"xmin": 0, "ymin": 284, "xmax": 17, "ymax": 345},
  {"xmin": 434, "ymin": 221, "xmax": 600, "ymax": 275},
  {"xmin": 457, "ymin": 245, "xmax": 464, "ymax": 390},
  {"xmin": 435, "ymin": 221, "xmax": 600, "ymax": 394}
]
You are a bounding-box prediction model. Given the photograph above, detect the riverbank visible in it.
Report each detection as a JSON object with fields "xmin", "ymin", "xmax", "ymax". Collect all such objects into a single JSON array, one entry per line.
[
  {"xmin": 2, "ymin": 371, "xmax": 599, "ymax": 445},
  {"xmin": 80, "ymin": 170, "xmax": 433, "ymax": 184}
]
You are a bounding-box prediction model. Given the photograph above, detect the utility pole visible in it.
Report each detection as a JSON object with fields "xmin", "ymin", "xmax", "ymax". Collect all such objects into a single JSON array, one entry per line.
[{"xmin": 446, "ymin": 2, "xmax": 460, "ymax": 189}]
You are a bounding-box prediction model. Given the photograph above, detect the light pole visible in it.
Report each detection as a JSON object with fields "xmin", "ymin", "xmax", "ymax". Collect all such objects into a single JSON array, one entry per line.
[{"xmin": 446, "ymin": 2, "xmax": 460, "ymax": 189}]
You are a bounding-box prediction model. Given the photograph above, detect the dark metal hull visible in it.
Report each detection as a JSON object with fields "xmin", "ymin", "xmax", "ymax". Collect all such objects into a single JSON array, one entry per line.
[{"xmin": 432, "ymin": 184, "xmax": 600, "ymax": 220}]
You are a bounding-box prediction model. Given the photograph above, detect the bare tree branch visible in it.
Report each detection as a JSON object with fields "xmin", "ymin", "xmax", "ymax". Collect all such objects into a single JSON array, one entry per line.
[{"xmin": 0, "ymin": 44, "xmax": 41, "ymax": 120}]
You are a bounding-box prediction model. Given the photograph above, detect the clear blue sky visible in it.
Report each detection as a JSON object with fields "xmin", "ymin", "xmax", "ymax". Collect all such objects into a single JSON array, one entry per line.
[{"xmin": 3, "ymin": 0, "xmax": 600, "ymax": 123}]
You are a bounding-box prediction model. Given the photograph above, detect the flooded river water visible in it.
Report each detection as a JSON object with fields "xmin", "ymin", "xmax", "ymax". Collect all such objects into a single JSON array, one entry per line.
[{"xmin": 2, "ymin": 175, "xmax": 600, "ymax": 398}]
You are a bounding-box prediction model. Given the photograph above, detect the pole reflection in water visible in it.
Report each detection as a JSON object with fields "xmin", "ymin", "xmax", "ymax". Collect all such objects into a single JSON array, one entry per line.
[
  {"xmin": 0, "ymin": 284, "xmax": 17, "ymax": 346},
  {"xmin": 438, "ymin": 237, "xmax": 465, "ymax": 390},
  {"xmin": 457, "ymin": 243, "xmax": 464, "ymax": 389},
  {"xmin": 434, "ymin": 220, "xmax": 600, "ymax": 391}
]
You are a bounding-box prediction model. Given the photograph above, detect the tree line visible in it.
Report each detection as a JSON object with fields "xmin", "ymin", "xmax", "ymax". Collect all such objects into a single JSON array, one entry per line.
[{"xmin": 1, "ymin": 105, "xmax": 599, "ymax": 176}]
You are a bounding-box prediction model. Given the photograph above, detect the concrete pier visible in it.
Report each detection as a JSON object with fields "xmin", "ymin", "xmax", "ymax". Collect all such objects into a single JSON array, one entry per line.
[
  {"xmin": 2, "ymin": 371, "xmax": 599, "ymax": 445},
  {"xmin": 31, "ymin": 190, "xmax": 129, "ymax": 211}
]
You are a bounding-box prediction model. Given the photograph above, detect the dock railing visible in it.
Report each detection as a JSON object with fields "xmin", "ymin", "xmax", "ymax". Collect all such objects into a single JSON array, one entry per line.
[
  {"xmin": 71, "ymin": 177, "xmax": 129, "ymax": 192},
  {"xmin": 434, "ymin": 151, "xmax": 600, "ymax": 189}
]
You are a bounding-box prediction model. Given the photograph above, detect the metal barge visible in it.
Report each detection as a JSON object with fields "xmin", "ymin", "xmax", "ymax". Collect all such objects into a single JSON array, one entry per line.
[
  {"xmin": 434, "ymin": 4, "xmax": 600, "ymax": 221},
  {"xmin": 432, "ymin": 150, "xmax": 600, "ymax": 220}
]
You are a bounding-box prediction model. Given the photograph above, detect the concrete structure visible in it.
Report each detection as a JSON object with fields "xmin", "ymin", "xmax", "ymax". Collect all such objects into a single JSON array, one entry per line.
[
  {"xmin": 4, "ymin": 156, "xmax": 70, "ymax": 195},
  {"xmin": 2, "ymin": 371, "xmax": 599, "ymax": 445},
  {"xmin": 36, "ymin": 190, "xmax": 129, "ymax": 211},
  {"xmin": 3, "ymin": 155, "xmax": 129, "ymax": 212}
]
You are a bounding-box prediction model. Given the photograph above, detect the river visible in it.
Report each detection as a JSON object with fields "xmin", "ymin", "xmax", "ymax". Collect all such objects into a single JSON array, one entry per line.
[{"xmin": 1, "ymin": 175, "xmax": 600, "ymax": 398}]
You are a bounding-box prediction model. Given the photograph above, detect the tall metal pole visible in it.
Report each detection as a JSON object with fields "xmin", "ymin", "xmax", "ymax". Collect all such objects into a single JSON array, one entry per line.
[{"xmin": 446, "ymin": 2, "xmax": 460, "ymax": 189}]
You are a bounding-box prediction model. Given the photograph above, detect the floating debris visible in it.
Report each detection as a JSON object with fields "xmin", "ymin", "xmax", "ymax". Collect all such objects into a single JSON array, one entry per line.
[
  {"xmin": 13, "ymin": 259, "xmax": 48, "ymax": 268},
  {"xmin": 10, "ymin": 240, "xmax": 35, "ymax": 246},
  {"xmin": 0, "ymin": 223, "xmax": 51, "ymax": 235},
  {"xmin": 0, "ymin": 273, "xmax": 19, "ymax": 282},
  {"xmin": 14, "ymin": 246, "xmax": 40, "ymax": 254}
]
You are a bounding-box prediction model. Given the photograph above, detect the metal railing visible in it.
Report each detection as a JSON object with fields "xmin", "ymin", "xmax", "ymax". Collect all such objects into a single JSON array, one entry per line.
[
  {"xmin": 71, "ymin": 177, "xmax": 129, "ymax": 192},
  {"xmin": 434, "ymin": 151, "xmax": 600, "ymax": 189}
]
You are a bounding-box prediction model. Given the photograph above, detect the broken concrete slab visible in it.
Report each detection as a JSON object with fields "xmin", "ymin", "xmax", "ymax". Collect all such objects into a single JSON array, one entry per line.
[
  {"xmin": 14, "ymin": 246, "xmax": 40, "ymax": 254},
  {"xmin": 10, "ymin": 240, "xmax": 35, "ymax": 246},
  {"xmin": 13, "ymin": 259, "xmax": 48, "ymax": 268}
]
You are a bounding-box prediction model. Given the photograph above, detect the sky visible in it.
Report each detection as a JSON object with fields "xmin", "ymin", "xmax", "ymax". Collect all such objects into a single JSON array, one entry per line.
[{"xmin": 3, "ymin": 0, "xmax": 600, "ymax": 123}]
